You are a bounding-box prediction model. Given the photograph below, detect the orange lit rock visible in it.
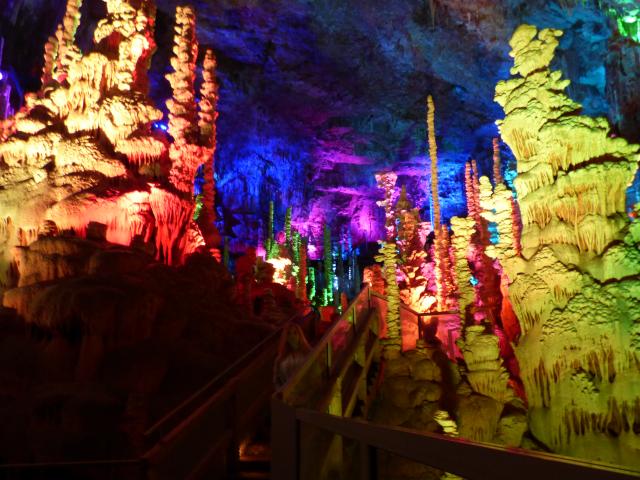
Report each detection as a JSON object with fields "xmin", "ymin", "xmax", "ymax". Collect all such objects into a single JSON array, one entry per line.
[{"xmin": 0, "ymin": 1, "xmax": 221, "ymax": 288}]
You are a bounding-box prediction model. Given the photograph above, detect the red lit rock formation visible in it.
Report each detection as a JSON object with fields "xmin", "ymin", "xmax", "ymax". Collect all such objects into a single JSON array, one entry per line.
[{"xmin": 0, "ymin": 0, "xmax": 221, "ymax": 288}]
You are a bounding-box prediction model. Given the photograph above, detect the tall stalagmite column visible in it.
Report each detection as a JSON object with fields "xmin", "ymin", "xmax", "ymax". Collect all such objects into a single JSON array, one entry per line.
[
  {"xmin": 165, "ymin": 6, "xmax": 221, "ymax": 253},
  {"xmin": 375, "ymin": 172, "xmax": 401, "ymax": 349},
  {"xmin": 427, "ymin": 96, "xmax": 449, "ymax": 310},
  {"xmin": 166, "ymin": 6, "xmax": 198, "ymax": 149},
  {"xmin": 492, "ymin": 138, "xmax": 503, "ymax": 186},
  {"xmin": 197, "ymin": 49, "xmax": 220, "ymax": 248},
  {"xmin": 55, "ymin": 0, "xmax": 83, "ymax": 83},
  {"xmin": 427, "ymin": 96, "xmax": 441, "ymax": 231}
]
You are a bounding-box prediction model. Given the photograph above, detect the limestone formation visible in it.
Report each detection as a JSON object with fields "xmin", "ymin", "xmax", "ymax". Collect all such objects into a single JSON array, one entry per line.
[
  {"xmin": 450, "ymin": 216, "xmax": 474, "ymax": 316},
  {"xmin": 494, "ymin": 24, "xmax": 640, "ymax": 466},
  {"xmin": 375, "ymin": 172, "xmax": 401, "ymax": 349},
  {"xmin": 0, "ymin": 1, "xmax": 221, "ymax": 287}
]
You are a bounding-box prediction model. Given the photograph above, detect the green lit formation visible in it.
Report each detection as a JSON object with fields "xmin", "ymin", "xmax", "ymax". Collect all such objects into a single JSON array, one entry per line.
[
  {"xmin": 265, "ymin": 200, "xmax": 279, "ymax": 259},
  {"xmin": 607, "ymin": 6, "xmax": 640, "ymax": 43},
  {"xmin": 192, "ymin": 193, "xmax": 204, "ymax": 221},
  {"xmin": 308, "ymin": 266, "xmax": 317, "ymax": 304},
  {"xmin": 322, "ymin": 224, "xmax": 334, "ymax": 306},
  {"xmin": 285, "ymin": 206, "xmax": 292, "ymax": 245},
  {"xmin": 492, "ymin": 24, "xmax": 640, "ymax": 466}
]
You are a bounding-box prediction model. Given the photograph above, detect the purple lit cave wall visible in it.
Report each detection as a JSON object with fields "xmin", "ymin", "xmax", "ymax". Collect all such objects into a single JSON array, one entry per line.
[{"xmin": 2, "ymin": 0, "xmax": 639, "ymax": 250}]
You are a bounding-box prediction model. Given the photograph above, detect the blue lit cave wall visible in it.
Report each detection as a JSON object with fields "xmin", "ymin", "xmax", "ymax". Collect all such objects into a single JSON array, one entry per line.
[{"xmin": 2, "ymin": 0, "xmax": 640, "ymax": 249}]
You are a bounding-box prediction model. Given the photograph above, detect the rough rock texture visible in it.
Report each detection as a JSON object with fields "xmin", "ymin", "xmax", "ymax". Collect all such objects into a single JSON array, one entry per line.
[
  {"xmin": 372, "ymin": 346, "xmax": 458, "ymax": 479},
  {"xmin": 2, "ymin": 0, "xmax": 639, "ymax": 252},
  {"xmin": 0, "ymin": 236, "xmax": 279, "ymax": 462},
  {"xmin": 0, "ymin": 0, "xmax": 221, "ymax": 289},
  {"xmin": 493, "ymin": 24, "xmax": 640, "ymax": 467}
]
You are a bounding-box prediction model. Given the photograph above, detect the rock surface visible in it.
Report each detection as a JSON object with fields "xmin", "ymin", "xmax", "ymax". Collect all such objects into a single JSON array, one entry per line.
[{"xmin": 0, "ymin": 236, "xmax": 287, "ymax": 462}]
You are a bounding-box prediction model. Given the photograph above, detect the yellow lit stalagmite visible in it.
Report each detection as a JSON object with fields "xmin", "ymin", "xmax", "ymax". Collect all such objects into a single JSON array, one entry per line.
[{"xmin": 495, "ymin": 24, "xmax": 640, "ymax": 466}]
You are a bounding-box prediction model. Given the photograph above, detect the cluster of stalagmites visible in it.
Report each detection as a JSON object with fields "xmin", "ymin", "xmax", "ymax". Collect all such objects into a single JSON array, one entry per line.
[
  {"xmin": 0, "ymin": 0, "xmax": 220, "ymax": 290},
  {"xmin": 372, "ymin": 24, "xmax": 640, "ymax": 469}
]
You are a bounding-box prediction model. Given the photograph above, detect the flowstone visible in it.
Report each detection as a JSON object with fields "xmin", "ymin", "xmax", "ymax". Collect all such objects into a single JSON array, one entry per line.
[{"xmin": 494, "ymin": 24, "xmax": 640, "ymax": 466}]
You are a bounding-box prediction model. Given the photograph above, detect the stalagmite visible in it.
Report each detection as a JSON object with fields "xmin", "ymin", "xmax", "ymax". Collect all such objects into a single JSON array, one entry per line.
[
  {"xmin": 196, "ymin": 49, "xmax": 220, "ymax": 248},
  {"xmin": 495, "ymin": 24, "xmax": 640, "ymax": 467},
  {"xmin": 375, "ymin": 172, "xmax": 401, "ymax": 349},
  {"xmin": 426, "ymin": 96, "xmax": 448, "ymax": 311},
  {"xmin": 0, "ymin": 1, "xmax": 220, "ymax": 286},
  {"xmin": 396, "ymin": 186, "xmax": 434, "ymax": 312},
  {"xmin": 493, "ymin": 138, "xmax": 503, "ymax": 186},
  {"xmin": 450, "ymin": 216, "xmax": 475, "ymax": 316},
  {"xmin": 54, "ymin": 0, "xmax": 83, "ymax": 83},
  {"xmin": 166, "ymin": 6, "xmax": 198, "ymax": 147},
  {"xmin": 427, "ymin": 95, "xmax": 440, "ymax": 231}
]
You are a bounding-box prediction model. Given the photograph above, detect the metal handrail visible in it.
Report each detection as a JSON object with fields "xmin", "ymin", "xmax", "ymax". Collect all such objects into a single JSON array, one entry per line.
[
  {"xmin": 279, "ymin": 287, "xmax": 372, "ymax": 400},
  {"xmin": 144, "ymin": 324, "xmax": 283, "ymax": 446},
  {"xmin": 295, "ymin": 407, "xmax": 640, "ymax": 480}
]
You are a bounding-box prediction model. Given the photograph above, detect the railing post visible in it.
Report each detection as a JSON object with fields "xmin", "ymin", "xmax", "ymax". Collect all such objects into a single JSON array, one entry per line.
[
  {"xmin": 271, "ymin": 397, "xmax": 299, "ymax": 480},
  {"xmin": 359, "ymin": 442, "xmax": 377, "ymax": 480},
  {"xmin": 326, "ymin": 342, "xmax": 332, "ymax": 371}
]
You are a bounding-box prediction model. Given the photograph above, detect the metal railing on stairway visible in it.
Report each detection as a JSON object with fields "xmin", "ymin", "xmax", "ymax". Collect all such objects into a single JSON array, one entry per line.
[
  {"xmin": 272, "ymin": 288, "xmax": 640, "ymax": 480},
  {"xmin": 0, "ymin": 321, "xmax": 286, "ymax": 480}
]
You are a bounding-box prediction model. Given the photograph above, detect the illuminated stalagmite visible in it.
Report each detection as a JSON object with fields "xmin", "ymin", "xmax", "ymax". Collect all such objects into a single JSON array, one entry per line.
[
  {"xmin": 495, "ymin": 25, "xmax": 640, "ymax": 466},
  {"xmin": 375, "ymin": 172, "xmax": 401, "ymax": 349},
  {"xmin": 450, "ymin": 215, "xmax": 474, "ymax": 316},
  {"xmin": 426, "ymin": 96, "xmax": 453, "ymax": 311},
  {"xmin": 166, "ymin": 7, "xmax": 220, "ymax": 250},
  {"xmin": 396, "ymin": 186, "xmax": 434, "ymax": 312},
  {"xmin": 0, "ymin": 0, "xmax": 220, "ymax": 287}
]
